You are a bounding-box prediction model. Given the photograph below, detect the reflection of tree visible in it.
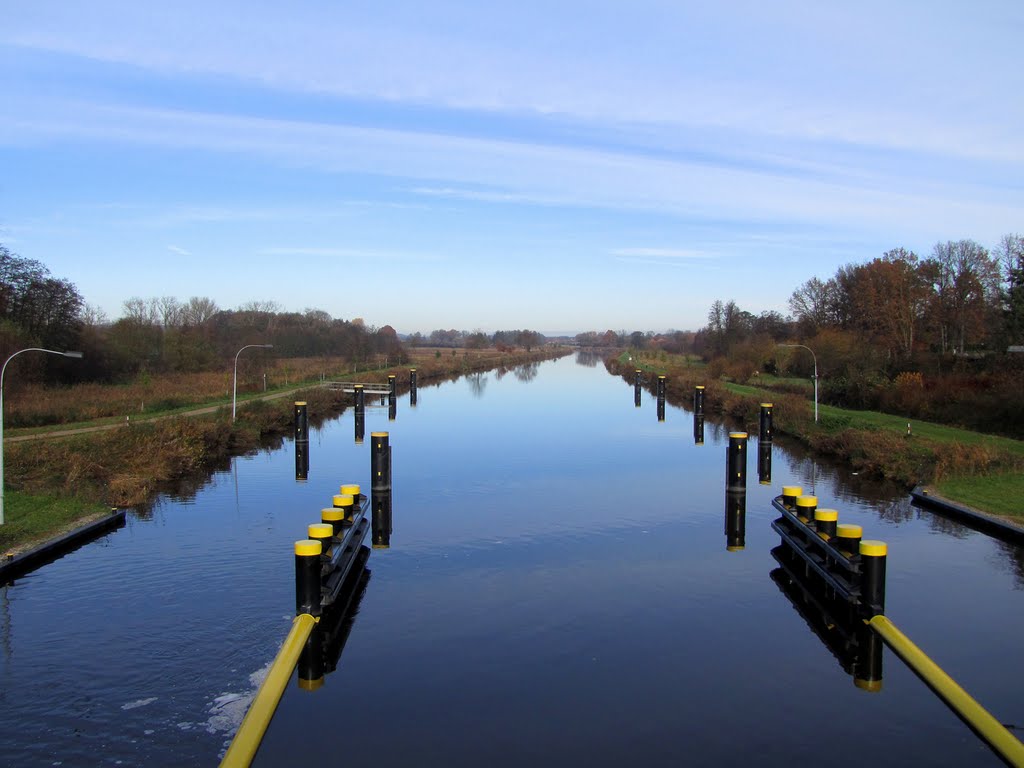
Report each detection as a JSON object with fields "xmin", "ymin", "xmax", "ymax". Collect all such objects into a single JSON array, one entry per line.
[
  {"xmin": 494, "ymin": 367, "xmax": 508, "ymax": 381},
  {"xmin": 995, "ymin": 541, "xmax": 1024, "ymax": 591},
  {"xmin": 466, "ymin": 372, "xmax": 488, "ymax": 398},
  {"xmin": 575, "ymin": 351, "xmax": 601, "ymax": 367},
  {"xmin": 513, "ymin": 362, "xmax": 539, "ymax": 382}
]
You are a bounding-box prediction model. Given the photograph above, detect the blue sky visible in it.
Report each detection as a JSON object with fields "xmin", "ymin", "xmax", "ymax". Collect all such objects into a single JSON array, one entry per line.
[{"xmin": 1, "ymin": 1, "xmax": 1021, "ymax": 335}]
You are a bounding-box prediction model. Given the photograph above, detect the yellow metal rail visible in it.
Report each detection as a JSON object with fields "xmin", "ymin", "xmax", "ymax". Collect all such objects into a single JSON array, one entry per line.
[
  {"xmin": 220, "ymin": 613, "xmax": 317, "ymax": 768},
  {"xmin": 869, "ymin": 615, "xmax": 1024, "ymax": 767}
]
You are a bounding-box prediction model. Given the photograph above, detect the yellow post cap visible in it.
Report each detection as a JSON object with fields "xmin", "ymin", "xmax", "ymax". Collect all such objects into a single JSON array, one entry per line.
[
  {"xmin": 696, "ymin": 385, "xmax": 705, "ymax": 389},
  {"xmin": 782, "ymin": 485, "xmax": 803, "ymax": 497},
  {"xmin": 760, "ymin": 403, "xmax": 773, "ymax": 408},
  {"xmin": 340, "ymin": 484, "xmax": 360, "ymax": 496},
  {"xmin": 371, "ymin": 431, "xmax": 389, "ymax": 438},
  {"xmin": 729, "ymin": 432, "xmax": 748, "ymax": 439},
  {"xmin": 814, "ymin": 509, "xmax": 839, "ymax": 522},
  {"xmin": 388, "ymin": 374, "xmax": 396, "ymax": 378},
  {"xmin": 321, "ymin": 508, "xmax": 345, "ymax": 522},
  {"xmin": 726, "ymin": 546, "xmax": 745, "ymax": 552},
  {"xmin": 796, "ymin": 495, "xmax": 818, "ymax": 507},
  {"xmin": 658, "ymin": 375, "xmax": 666, "ymax": 379},
  {"xmin": 295, "ymin": 401, "xmax": 307, "ymax": 406},
  {"xmin": 295, "ymin": 539, "xmax": 322, "ymax": 556},
  {"xmin": 635, "ymin": 369, "xmax": 642, "ymax": 373},
  {"xmin": 308, "ymin": 523, "xmax": 333, "ymax": 539},
  {"xmin": 332, "ymin": 494, "xmax": 354, "ymax": 508},
  {"xmin": 837, "ymin": 523, "xmax": 863, "ymax": 538},
  {"xmin": 372, "ymin": 544, "xmax": 390, "ymax": 549},
  {"xmin": 298, "ymin": 677, "xmax": 324, "ymax": 692},
  {"xmin": 854, "ymin": 678, "xmax": 883, "ymax": 693},
  {"xmin": 410, "ymin": 368, "xmax": 416, "ymax": 371},
  {"xmin": 860, "ymin": 540, "xmax": 888, "ymax": 557}
]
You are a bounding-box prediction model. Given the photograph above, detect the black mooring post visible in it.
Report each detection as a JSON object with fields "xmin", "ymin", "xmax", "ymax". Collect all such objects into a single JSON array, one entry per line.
[
  {"xmin": 836, "ymin": 523, "xmax": 862, "ymax": 558},
  {"xmin": 759, "ymin": 403, "xmax": 773, "ymax": 443},
  {"xmin": 410, "ymin": 368, "xmax": 417, "ymax": 388},
  {"xmin": 694, "ymin": 415, "xmax": 705, "ymax": 445},
  {"xmin": 814, "ymin": 509, "xmax": 838, "ymax": 540},
  {"xmin": 694, "ymin": 385, "xmax": 705, "ymax": 416},
  {"xmin": 295, "ymin": 439, "xmax": 309, "ymax": 482},
  {"xmin": 354, "ymin": 384, "xmax": 365, "ymax": 411},
  {"xmin": 726, "ymin": 432, "xmax": 747, "ymax": 493},
  {"xmin": 388, "ymin": 374, "xmax": 396, "ymax": 398},
  {"xmin": 294, "ymin": 401, "xmax": 309, "ymax": 442},
  {"xmin": 295, "ymin": 540, "xmax": 323, "ymax": 618},
  {"xmin": 656, "ymin": 375, "xmax": 666, "ymax": 399},
  {"xmin": 635, "ymin": 369, "xmax": 642, "ymax": 387},
  {"xmin": 725, "ymin": 490, "xmax": 746, "ymax": 551},
  {"xmin": 371, "ymin": 431, "xmax": 392, "ymax": 493},
  {"xmin": 757, "ymin": 441, "xmax": 772, "ymax": 485},
  {"xmin": 860, "ymin": 541, "xmax": 887, "ymax": 618}
]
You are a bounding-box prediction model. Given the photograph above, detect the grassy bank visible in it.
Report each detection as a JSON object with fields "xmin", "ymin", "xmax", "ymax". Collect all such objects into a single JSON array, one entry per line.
[
  {"xmin": 2, "ymin": 347, "xmax": 569, "ymax": 554},
  {"xmin": 614, "ymin": 351, "xmax": 1024, "ymax": 518}
]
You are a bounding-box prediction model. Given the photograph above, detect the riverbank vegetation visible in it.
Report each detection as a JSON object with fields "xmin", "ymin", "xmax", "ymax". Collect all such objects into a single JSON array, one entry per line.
[{"xmin": 610, "ymin": 352, "xmax": 1024, "ymax": 519}]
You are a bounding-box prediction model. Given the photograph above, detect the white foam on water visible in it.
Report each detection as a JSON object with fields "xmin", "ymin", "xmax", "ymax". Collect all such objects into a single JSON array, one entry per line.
[
  {"xmin": 203, "ymin": 659, "xmax": 273, "ymax": 736},
  {"xmin": 121, "ymin": 697, "xmax": 158, "ymax": 711}
]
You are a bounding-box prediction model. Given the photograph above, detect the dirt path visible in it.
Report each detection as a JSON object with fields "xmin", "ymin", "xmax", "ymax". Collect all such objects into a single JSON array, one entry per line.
[{"xmin": 4, "ymin": 385, "xmax": 317, "ymax": 443}]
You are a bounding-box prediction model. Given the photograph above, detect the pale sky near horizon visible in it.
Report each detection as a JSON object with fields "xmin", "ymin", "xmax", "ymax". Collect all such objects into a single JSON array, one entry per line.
[{"xmin": 1, "ymin": 1, "xmax": 1021, "ymax": 335}]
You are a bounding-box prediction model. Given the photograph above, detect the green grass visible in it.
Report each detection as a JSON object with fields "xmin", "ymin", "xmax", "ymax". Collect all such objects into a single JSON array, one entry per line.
[
  {"xmin": 932, "ymin": 473, "xmax": 1024, "ymax": 519},
  {"xmin": 0, "ymin": 491, "xmax": 111, "ymax": 553},
  {"xmin": 723, "ymin": 381, "xmax": 1024, "ymax": 457}
]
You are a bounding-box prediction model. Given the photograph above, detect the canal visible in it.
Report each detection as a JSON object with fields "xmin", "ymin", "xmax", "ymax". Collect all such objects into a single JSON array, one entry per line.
[{"xmin": 1, "ymin": 354, "xmax": 1021, "ymax": 766}]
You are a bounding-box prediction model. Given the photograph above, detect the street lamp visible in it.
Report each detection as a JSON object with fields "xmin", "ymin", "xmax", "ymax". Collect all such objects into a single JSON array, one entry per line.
[
  {"xmin": 232, "ymin": 344, "xmax": 273, "ymax": 421},
  {"xmin": 778, "ymin": 343, "xmax": 818, "ymax": 423},
  {"xmin": 1, "ymin": 348, "xmax": 84, "ymax": 525}
]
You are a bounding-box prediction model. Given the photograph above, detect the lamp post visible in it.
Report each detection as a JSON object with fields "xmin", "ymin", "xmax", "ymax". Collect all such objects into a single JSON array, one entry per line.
[
  {"xmin": 232, "ymin": 344, "xmax": 273, "ymax": 421},
  {"xmin": 778, "ymin": 343, "xmax": 818, "ymax": 422},
  {"xmin": 1, "ymin": 348, "xmax": 83, "ymax": 525}
]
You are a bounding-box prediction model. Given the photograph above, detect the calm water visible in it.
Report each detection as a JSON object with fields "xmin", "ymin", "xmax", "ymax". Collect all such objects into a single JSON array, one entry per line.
[{"xmin": 2, "ymin": 354, "xmax": 1022, "ymax": 766}]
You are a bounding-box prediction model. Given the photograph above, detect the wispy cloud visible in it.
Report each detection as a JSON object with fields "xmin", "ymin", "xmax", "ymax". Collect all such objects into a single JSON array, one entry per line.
[
  {"xmin": 167, "ymin": 244, "xmax": 191, "ymax": 256},
  {"xmin": 611, "ymin": 248, "xmax": 716, "ymax": 260},
  {"xmin": 257, "ymin": 246, "xmax": 442, "ymax": 261}
]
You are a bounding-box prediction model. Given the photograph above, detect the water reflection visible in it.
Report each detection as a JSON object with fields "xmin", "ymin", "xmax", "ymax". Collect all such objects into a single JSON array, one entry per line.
[
  {"xmin": 295, "ymin": 440, "xmax": 309, "ymax": 482},
  {"xmin": 388, "ymin": 395, "xmax": 397, "ymax": 422},
  {"xmin": 758, "ymin": 442, "xmax": 772, "ymax": 485},
  {"xmin": 297, "ymin": 547, "xmax": 372, "ymax": 689},
  {"xmin": 656, "ymin": 398, "xmax": 665, "ymax": 422},
  {"xmin": 724, "ymin": 490, "xmax": 745, "ymax": 551},
  {"xmin": 354, "ymin": 409, "xmax": 365, "ymax": 444},
  {"xmin": 372, "ymin": 491, "xmax": 393, "ymax": 549},
  {"xmin": 771, "ymin": 546, "xmax": 884, "ymax": 691},
  {"xmin": 466, "ymin": 372, "xmax": 488, "ymax": 398},
  {"xmin": 693, "ymin": 414, "xmax": 704, "ymax": 445},
  {"xmin": 574, "ymin": 350, "xmax": 602, "ymax": 367},
  {"xmin": 513, "ymin": 362, "xmax": 539, "ymax": 382}
]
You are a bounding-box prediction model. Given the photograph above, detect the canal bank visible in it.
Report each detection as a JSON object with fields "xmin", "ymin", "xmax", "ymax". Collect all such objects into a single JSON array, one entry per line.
[
  {"xmin": 2, "ymin": 348, "xmax": 570, "ymax": 556},
  {"xmin": 608, "ymin": 353, "xmax": 1024, "ymax": 521}
]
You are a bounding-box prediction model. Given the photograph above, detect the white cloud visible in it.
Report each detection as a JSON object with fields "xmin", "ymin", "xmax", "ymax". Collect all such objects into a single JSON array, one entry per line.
[
  {"xmin": 611, "ymin": 248, "xmax": 716, "ymax": 260},
  {"xmin": 167, "ymin": 244, "xmax": 191, "ymax": 256}
]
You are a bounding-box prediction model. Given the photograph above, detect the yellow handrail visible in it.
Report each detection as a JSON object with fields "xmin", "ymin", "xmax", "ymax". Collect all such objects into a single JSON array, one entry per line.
[
  {"xmin": 220, "ymin": 613, "xmax": 317, "ymax": 768},
  {"xmin": 869, "ymin": 615, "xmax": 1024, "ymax": 767}
]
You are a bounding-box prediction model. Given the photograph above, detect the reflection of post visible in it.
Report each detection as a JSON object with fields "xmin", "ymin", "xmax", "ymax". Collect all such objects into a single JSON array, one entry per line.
[
  {"xmin": 388, "ymin": 395, "xmax": 397, "ymax": 422},
  {"xmin": 725, "ymin": 490, "xmax": 746, "ymax": 551},
  {"xmin": 372, "ymin": 491, "xmax": 393, "ymax": 549},
  {"xmin": 297, "ymin": 623, "xmax": 324, "ymax": 691},
  {"xmin": 634, "ymin": 371, "xmax": 642, "ymax": 407},
  {"xmin": 656, "ymin": 398, "xmax": 665, "ymax": 422},
  {"xmin": 693, "ymin": 414, "xmax": 704, "ymax": 445},
  {"xmin": 354, "ymin": 409, "xmax": 365, "ymax": 445},
  {"xmin": 853, "ymin": 627, "xmax": 884, "ymax": 692},
  {"xmin": 295, "ymin": 439, "xmax": 309, "ymax": 482},
  {"xmin": 758, "ymin": 441, "xmax": 772, "ymax": 485},
  {"xmin": 410, "ymin": 387, "xmax": 417, "ymax": 408}
]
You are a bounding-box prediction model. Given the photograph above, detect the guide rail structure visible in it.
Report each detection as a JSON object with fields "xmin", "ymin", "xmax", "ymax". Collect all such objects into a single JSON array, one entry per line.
[{"xmin": 770, "ymin": 486, "xmax": 1024, "ymax": 767}]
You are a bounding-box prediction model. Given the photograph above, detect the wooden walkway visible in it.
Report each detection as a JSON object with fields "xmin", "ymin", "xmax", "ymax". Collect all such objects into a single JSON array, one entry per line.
[{"xmin": 322, "ymin": 381, "xmax": 391, "ymax": 395}]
